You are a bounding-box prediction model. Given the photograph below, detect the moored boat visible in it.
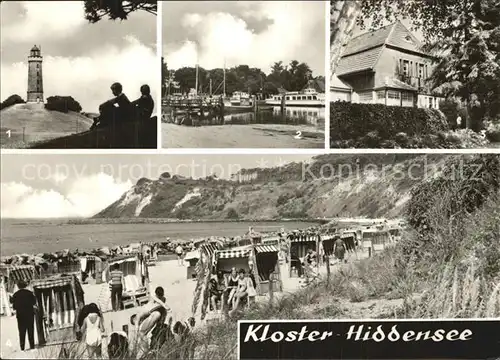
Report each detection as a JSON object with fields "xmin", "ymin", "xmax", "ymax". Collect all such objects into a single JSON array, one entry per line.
[{"xmin": 265, "ymin": 87, "xmax": 325, "ymax": 107}]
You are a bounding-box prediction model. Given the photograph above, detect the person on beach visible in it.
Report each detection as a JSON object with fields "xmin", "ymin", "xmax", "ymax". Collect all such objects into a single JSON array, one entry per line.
[
  {"xmin": 209, "ymin": 271, "xmax": 225, "ymax": 313},
  {"xmin": 304, "ymin": 248, "xmax": 317, "ymax": 284},
  {"xmin": 80, "ymin": 303, "xmax": 105, "ymax": 359},
  {"xmin": 172, "ymin": 318, "xmax": 197, "ymax": 360},
  {"xmin": 11, "ymin": 280, "xmax": 37, "ymax": 351},
  {"xmin": 333, "ymin": 237, "xmax": 347, "ymax": 263},
  {"xmin": 175, "ymin": 245, "xmax": 184, "ymax": 266},
  {"xmin": 107, "ymin": 330, "xmax": 129, "ymax": 359},
  {"xmin": 290, "ymin": 249, "xmax": 303, "ymax": 277},
  {"xmin": 132, "ymin": 286, "xmax": 170, "ymax": 355},
  {"xmin": 109, "ymin": 264, "xmax": 124, "ymax": 311},
  {"xmin": 231, "ymin": 269, "xmax": 248, "ymax": 313},
  {"xmin": 226, "ymin": 267, "xmax": 239, "ymax": 310}
]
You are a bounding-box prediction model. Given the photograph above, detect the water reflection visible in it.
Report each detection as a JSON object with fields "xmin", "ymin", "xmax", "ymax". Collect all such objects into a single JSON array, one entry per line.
[{"xmin": 224, "ymin": 106, "xmax": 325, "ymax": 128}]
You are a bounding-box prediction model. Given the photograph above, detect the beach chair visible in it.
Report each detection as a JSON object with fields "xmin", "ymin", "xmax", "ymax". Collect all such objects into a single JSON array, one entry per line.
[{"xmin": 122, "ymin": 275, "xmax": 148, "ymax": 308}]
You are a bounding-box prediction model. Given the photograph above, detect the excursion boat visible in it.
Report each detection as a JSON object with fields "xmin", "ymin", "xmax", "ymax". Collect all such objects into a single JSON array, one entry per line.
[
  {"xmin": 230, "ymin": 91, "xmax": 252, "ymax": 106},
  {"xmin": 224, "ymin": 91, "xmax": 255, "ymax": 113},
  {"xmin": 265, "ymin": 88, "xmax": 325, "ymax": 107}
]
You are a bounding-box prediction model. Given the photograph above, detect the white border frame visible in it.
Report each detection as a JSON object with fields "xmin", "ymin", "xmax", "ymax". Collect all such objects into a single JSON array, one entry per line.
[
  {"xmin": 156, "ymin": 0, "xmax": 163, "ymax": 150},
  {"xmin": 324, "ymin": 0, "xmax": 331, "ymax": 150}
]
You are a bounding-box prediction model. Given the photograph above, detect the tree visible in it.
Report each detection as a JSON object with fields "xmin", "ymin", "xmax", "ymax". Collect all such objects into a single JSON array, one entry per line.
[
  {"xmin": 330, "ymin": 0, "xmax": 500, "ymax": 130},
  {"xmin": 0, "ymin": 94, "xmax": 25, "ymax": 110},
  {"xmin": 84, "ymin": 0, "xmax": 156, "ymax": 23},
  {"xmin": 45, "ymin": 96, "xmax": 82, "ymax": 113},
  {"xmin": 169, "ymin": 60, "xmax": 316, "ymax": 96},
  {"xmin": 161, "ymin": 57, "xmax": 168, "ymax": 96},
  {"xmin": 330, "ymin": 1, "xmax": 361, "ymax": 75}
]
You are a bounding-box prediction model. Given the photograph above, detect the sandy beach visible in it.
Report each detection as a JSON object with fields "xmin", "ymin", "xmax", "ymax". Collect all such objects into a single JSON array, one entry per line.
[
  {"xmin": 1, "ymin": 240, "xmax": 373, "ymax": 359},
  {"xmin": 0, "ymin": 257, "xmax": 308, "ymax": 359},
  {"xmin": 162, "ymin": 123, "xmax": 325, "ymax": 148}
]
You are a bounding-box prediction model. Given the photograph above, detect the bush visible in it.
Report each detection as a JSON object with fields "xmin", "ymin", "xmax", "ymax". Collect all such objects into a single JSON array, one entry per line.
[
  {"xmin": 1, "ymin": 94, "xmax": 25, "ymax": 110},
  {"xmin": 226, "ymin": 208, "xmax": 239, "ymax": 219},
  {"xmin": 485, "ymin": 121, "xmax": 500, "ymax": 143},
  {"xmin": 405, "ymin": 154, "xmax": 500, "ymax": 256},
  {"xmin": 330, "ymin": 102, "xmax": 449, "ymax": 142},
  {"xmin": 45, "ymin": 96, "xmax": 82, "ymax": 113}
]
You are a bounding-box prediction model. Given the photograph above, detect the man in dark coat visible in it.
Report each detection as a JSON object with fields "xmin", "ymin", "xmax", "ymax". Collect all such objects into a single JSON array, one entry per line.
[
  {"xmin": 131, "ymin": 84, "xmax": 154, "ymax": 122},
  {"xmin": 11, "ymin": 280, "xmax": 37, "ymax": 351},
  {"xmin": 92, "ymin": 82, "xmax": 133, "ymax": 129}
]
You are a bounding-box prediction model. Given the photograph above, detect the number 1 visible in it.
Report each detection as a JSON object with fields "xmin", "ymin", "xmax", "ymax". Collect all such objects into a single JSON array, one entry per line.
[{"xmin": 6, "ymin": 130, "xmax": 11, "ymax": 138}]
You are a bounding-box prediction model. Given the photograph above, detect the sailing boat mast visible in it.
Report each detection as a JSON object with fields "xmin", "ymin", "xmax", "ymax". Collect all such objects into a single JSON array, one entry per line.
[
  {"xmin": 223, "ymin": 57, "xmax": 226, "ymax": 98},
  {"xmin": 195, "ymin": 64, "xmax": 199, "ymax": 96},
  {"xmin": 195, "ymin": 41, "xmax": 199, "ymax": 95}
]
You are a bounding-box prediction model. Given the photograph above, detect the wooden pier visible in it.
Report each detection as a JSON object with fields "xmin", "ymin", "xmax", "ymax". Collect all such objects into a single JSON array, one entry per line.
[
  {"xmin": 162, "ymin": 96, "xmax": 225, "ymax": 126},
  {"xmin": 162, "ymin": 95, "xmax": 286, "ymax": 126}
]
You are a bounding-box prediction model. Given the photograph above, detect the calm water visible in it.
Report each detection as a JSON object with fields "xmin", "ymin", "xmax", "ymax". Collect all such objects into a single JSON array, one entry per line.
[
  {"xmin": 225, "ymin": 106, "xmax": 325, "ymax": 128},
  {"xmin": 0, "ymin": 219, "xmax": 316, "ymax": 256}
]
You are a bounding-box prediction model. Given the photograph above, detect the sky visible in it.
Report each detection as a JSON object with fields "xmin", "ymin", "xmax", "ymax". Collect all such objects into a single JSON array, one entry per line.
[
  {"xmin": 163, "ymin": 1, "xmax": 326, "ymax": 76},
  {"xmin": 0, "ymin": 1, "xmax": 157, "ymax": 113},
  {"xmin": 0, "ymin": 154, "xmax": 316, "ymax": 219}
]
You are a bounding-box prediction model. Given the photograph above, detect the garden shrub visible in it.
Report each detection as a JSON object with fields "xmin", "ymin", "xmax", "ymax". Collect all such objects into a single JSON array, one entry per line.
[
  {"xmin": 406, "ymin": 154, "xmax": 500, "ymax": 233},
  {"xmin": 45, "ymin": 96, "xmax": 82, "ymax": 113},
  {"xmin": 330, "ymin": 102, "xmax": 449, "ymax": 141},
  {"xmin": 1, "ymin": 94, "xmax": 25, "ymax": 110}
]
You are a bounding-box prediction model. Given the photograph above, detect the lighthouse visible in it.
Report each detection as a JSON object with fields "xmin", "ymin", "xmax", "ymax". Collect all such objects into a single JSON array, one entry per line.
[{"xmin": 27, "ymin": 45, "xmax": 44, "ymax": 103}]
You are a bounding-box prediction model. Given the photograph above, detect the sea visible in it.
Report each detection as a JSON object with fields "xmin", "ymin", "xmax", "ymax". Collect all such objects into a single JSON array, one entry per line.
[{"xmin": 0, "ymin": 219, "xmax": 317, "ymax": 256}]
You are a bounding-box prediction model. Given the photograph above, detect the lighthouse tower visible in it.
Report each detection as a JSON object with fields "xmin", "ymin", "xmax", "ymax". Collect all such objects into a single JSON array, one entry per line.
[{"xmin": 27, "ymin": 45, "xmax": 44, "ymax": 103}]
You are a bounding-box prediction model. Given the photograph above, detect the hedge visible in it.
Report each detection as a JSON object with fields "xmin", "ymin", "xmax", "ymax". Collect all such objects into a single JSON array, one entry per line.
[
  {"xmin": 45, "ymin": 96, "xmax": 82, "ymax": 113},
  {"xmin": 1, "ymin": 94, "xmax": 25, "ymax": 110},
  {"xmin": 330, "ymin": 102, "xmax": 449, "ymax": 141}
]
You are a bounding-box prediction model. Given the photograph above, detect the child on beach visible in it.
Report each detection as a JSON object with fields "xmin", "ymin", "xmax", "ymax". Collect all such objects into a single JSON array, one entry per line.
[{"xmin": 80, "ymin": 303, "xmax": 105, "ymax": 359}]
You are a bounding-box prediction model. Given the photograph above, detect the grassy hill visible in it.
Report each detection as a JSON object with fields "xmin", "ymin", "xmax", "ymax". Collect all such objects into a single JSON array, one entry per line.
[
  {"xmin": 0, "ymin": 103, "xmax": 93, "ymax": 148},
  {"xmin": 94, "ymin": 154, "xmax": 448, "ymax": 220},
  {"xmin": 29, "ymin": 117, "xmax": 157, "ymax": 149}
]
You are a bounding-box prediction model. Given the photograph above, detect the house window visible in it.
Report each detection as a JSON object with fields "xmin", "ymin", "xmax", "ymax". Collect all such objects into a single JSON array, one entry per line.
[
  {"xmin": 388, "ymin": 90, "xmax": 400, "ymax": 99},
  {"xmin": 292, "ymin": 96, "xmax": 296, "ymax": 100},
  {"xmin": 376, "ymin": 91, "xmax": 385, "ymax": 99},
  {"xmin": 359, "ymin": 92, "xmax": 373, "ymax": 102},
  {"xmin": 307, "ymin": 96, "xmax": 312, "ymax": 100},
  {"xmin": 37, "ymin": 64, "xmax": 39, "ymax": 69},
  {"xmin": 418, "ymin": 64, "xmax": 424, "ymax": 79},
  {"xmin": 403, "ymin": 60, "xmax": 409, "ymax": 76},
  {"xmin": 402, "ymin": 92, "xmax": 413, "ymax": 102},
  {"xmin": 286, "ymin": 96, "xmax": 290, "ymax": 101}
]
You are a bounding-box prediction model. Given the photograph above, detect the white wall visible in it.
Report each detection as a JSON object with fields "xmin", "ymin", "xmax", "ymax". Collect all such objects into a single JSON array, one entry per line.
[{"xmin": 330, "ymin": 89, "xmax": 351, "ymax": 102}]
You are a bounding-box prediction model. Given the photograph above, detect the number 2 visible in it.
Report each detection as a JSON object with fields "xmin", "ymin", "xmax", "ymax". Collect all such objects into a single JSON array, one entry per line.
[
  {"xmin": 6, "ymin": 130, "xmax": 11, "ymax": 138},
  {"xmin": 295, "ymin": 130, "xmax": 302, "ymax": 139}
]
